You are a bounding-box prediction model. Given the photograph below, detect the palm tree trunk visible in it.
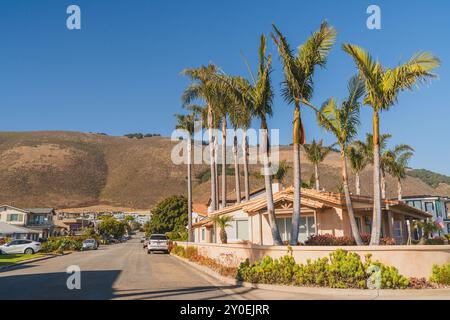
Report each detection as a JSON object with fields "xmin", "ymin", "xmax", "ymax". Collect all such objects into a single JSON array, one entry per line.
[
  {"xmin": 233, "ymin": 130, "xmax": 241, "ymax": 204},
  {"xmin": 370, "ymin": 111, "xmax": 382, "ymax": 245},
  {"xmin": 290, "ymin": 103, "xmax": 301, "ymax": 245},
  {"xmin": 261, "ymin": 122, "xmax": 283, "ymax": 245},
  {"xmin": 242, "ymin": 128, "xmax": 250, "ymax": 201},
  {"xmin": 187, "ymin": 138, "xmax": 193, "ymax": 242},
  {"xmin": 341, "ymin": 150, "xmax": 363, "ymax": 245},
  {"xmin": 397, "ymin": 179, "xmax": 402, "ymax": 201},
  {"xmin": 355, "ymin": 172, "xmax": 361, "ymax": 195},
  {"xmin": 207, "ymin": 106, "xmax": 217, "ymax": 212},
  {"xmin": 221, "ymin": 119, "xmax": 227, "ymax": 209},
  {"xmin": 381, "ymin": 171, "xmax": 386, "ymax": 200},
  {"xmin": 214, "ymin": 134, "xmax": 219, "ymax": 210},
  {"xmin": 314, "ymin": 163, "xmax": 320, "ymax": 191}
]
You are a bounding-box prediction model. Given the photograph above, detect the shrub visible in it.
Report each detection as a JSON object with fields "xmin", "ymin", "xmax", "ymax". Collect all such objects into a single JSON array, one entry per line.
[
  {"xmin": 426, "ymin": 237, "xmax": 446, "ymax": 245},
  {"xmin": 238, "ymin": 249, "xmax": 409, "ymax": 289},
  {"xmin": 304, "ymin": 234, "xmax": 395, "ymax": 246},
  {"xmin": 170, "ymin": 245, "xmax": 186, "ymax": 257},
  {"xmin": 40, "ymin": 235, "xmax": 100, "ymax": 253},
  {"xmin": 430, "ymin": 264, "xmax": 450, "ymax": 285},
  {"xmin": 364, "ymin": 254, "xmax": 409, "ymax": 289}
]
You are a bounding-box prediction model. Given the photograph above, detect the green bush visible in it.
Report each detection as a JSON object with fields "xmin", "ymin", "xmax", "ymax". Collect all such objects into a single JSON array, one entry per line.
[
  {"xmin": 364, "ymin": 254, "xmax": 409, "ymax": 289},
  {"xmin": 171, "ymin": 245, "xmax": 186, "ymax": 257},
  {"xmin": 430, "ymin": 264, "xmax": 450, "ymax": 285},
  {"xmin": 237, "ymin": 249, "xmax": 410, "ymax": 289},
  {"xmin": 40, "ymin": 235, "xmax": 100, "ymax": 253}
]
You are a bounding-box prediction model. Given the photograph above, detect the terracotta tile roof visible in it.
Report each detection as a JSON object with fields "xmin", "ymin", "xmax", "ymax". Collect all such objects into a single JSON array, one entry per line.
[
  {"xmin": 206, "ymin": 186, "xmax": 431, "ymax": 219},
  {"xmin": 192, "ymin": 203, "xmax": 209, "ymax": 216}
]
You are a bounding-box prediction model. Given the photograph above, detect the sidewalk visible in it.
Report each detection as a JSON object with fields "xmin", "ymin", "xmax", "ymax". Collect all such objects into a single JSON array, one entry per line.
[{"xmin": 171, "ymin": 254, "xmax": 450, "ymax": 300}]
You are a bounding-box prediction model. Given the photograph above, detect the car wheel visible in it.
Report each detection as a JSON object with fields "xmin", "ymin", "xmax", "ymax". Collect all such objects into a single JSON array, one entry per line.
[
  {"xmin": 24, "ymin": 248, "xmax": 34, "ymax": 254},
  {"xmin": 147, "ymin": 250, "xmax": 152, "ymax": 254},
  {"xmin": 165, "ymin": 250, "xmax": 169, "ymax": 254}
]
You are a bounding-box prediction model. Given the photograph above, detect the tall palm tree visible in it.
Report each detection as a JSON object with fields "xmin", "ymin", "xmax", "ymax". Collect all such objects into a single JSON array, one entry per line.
[
  {"xmin": 303, "ymin": 139, "xmax": 335, "ymax": 191},
  {"xmin": 174, "ymin": 112, "xmax": 197, "ymax": 242},
  {"xmin": 182, "ymin": 64, "xmax": 222, "ymax": 212},
  {"xmin": 225, "ymin": 35, "xmax": 283, "ymax": 244},
  {"xmin": 347, "ymin": 143, "xmax": 367, "ymax": 195},
  {"xmin": 385, "ymin": 145, "xmax": 414, "ymax": 200},
  {"xmin": 228, "ymin": 95, "xmax": 244, "ymax": 204},
  {"xmin": 343, "ymin": 43, "xmax": 440, "ymax": 244},
  {"xmin": 272, "ymin": 22, "xmax": 336, "ymax": 245},
  {"xmin": 316, "ymin": 75, "xmax": 365, "ymax": 245},
  {"xmin": 229, "ymin": 76, "xmax": 253, "ymax": 201}
]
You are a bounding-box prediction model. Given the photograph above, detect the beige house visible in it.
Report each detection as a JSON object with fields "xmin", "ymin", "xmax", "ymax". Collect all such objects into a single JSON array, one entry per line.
[{"xmin": 192, "ymin": 186, "xmax": 432, "ymax": 245}]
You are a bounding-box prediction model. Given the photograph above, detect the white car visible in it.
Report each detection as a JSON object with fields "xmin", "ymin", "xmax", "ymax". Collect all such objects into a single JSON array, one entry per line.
[
  {"xmin": 0, "ymin": 239, "xmax": 41, "ymax": 254},
  {"xmin": 147, "ymin": 234, "xmax": 169, "ymax": 254}
]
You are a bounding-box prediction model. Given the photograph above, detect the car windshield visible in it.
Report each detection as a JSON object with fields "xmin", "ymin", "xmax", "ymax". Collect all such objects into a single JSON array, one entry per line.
[
  {"xmin": 150, "ymin": 235, "xmax": 167, "ymax": 240},
  {"xmin": 84, "ymin": 240, "xmax": 95, "ymax": 243}
]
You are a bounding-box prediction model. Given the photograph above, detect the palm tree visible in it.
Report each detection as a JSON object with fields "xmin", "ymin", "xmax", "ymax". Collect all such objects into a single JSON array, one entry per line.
[
  {"xmin": 174, "ymin": 112, "xmax": 197, "ymax": 242},
  {"xmin": 273, "ymin": 160, "xmax": 290, "ymax": 185},
  {"xmin": 316, "ymin": 75, "xmax": 365, "ymax": 245},
  {"xmin": 182, "ymin": 64, "xmax": 222, "ymax": 211},
  {"xmin": 347, "ymin": 144, "xmax": 367, "ymax": 195},
  {"xmin": 210, "ymin": 215, "xmax": 233, "ymax": 244},
  {"xmin": 384, "ymin": 145, "xmax": 414, "ymax": 200},
  {"xmin": 272, "ymin": 22, "xmax": 336, "ymax": 245},
  {"xmin": 343, "ymin": 43, "xmax": 440, "ymax": 245},
  {"xmin": 352, "ymin": 133, "xmax": 391, "ymax": 196},
  {"xmin": 303, "ymin": 139, "xmax": 335, "ymax": 191}
]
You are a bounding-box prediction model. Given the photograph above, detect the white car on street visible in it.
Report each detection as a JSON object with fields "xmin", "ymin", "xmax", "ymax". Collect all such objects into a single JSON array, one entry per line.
[
  {"xmin": 147, "ymin": 234, "xmax": 169, "ymax": 254},
  {"xmin": 0, "ymin": 239, "xmax": 41, "ymax": 254}
]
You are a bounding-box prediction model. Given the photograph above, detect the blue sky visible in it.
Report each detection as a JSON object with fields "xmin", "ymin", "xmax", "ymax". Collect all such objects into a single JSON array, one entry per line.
[{"xmin": 0, "ymin": 0, "xmax": 449, "ymax": 174}]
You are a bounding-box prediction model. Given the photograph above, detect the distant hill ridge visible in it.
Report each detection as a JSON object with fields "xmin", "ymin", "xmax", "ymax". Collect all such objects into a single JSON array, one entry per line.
[{"xmin": 0, "ymin": 131, "xmax": 447, "ymax": 209}]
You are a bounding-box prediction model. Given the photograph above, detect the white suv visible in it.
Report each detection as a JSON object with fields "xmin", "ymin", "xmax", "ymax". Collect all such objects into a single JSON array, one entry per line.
[
  {"xmin": 0, "ymin": 239, "xmax": 41, "ymax": 254},
  {"xmin": 147, "ymin": 234, "xmax": 169, "ymax": 254}
]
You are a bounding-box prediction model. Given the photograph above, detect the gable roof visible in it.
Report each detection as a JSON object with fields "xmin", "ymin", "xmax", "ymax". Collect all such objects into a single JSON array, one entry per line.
[
  {"xmin": 192, "ymin": 203, "xmax": 209, "ymax": 216},
  {"xmin": 0, "ymin": 205, "xmax": 30, "ymax": 214}
]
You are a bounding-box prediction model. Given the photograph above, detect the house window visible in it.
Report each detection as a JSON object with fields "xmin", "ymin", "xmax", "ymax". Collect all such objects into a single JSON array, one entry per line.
[
  {"xmin": 355, "ymin": 217, "xmax": 362, "ymax": 232},
  {"xmin": 424, "ymin": 202, "xmax": 435, "ymax": 214},
  {"xmin": 393, "ymin": 221, "xmax": 403, "ymax": 244},
  {"xmin": 236, "ymin": 220, "xmax": 249, "ymax": 240},
  {"xmin": 276, "ymin": 216, "xmax": 315, "ymax": 243},
  {"xmin": 447, "ymin": 224, "xmax": 450, "ymax": 234},
  {"xmin": 201, "ymin": 228, "xmax": 206, "ymax": 241},
  {"xmin": 225, "ymin": 219, "xmax": 249, "ymax": 241},
  {"xmin": 7, "ymin": 214, "xmax": 22, "ymax": 222}
]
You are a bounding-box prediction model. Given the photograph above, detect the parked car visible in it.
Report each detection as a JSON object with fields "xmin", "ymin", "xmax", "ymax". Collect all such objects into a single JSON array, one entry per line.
[
  {"xmin": 81, "ymin": 239, "xmax": 99, "ymax": 251},
  {"xmin": 147, "ymin": 234, "xmax": 169, "ymax": 254},
  {"xmin": 0, "ymin": 239, "xmax": 41, "ymax": 254}
]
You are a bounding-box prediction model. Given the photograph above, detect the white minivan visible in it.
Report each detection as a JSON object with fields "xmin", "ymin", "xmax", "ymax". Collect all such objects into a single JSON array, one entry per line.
[{"xmin": 0, "ymin": 239, "xmax": 41, "ymax": 254}]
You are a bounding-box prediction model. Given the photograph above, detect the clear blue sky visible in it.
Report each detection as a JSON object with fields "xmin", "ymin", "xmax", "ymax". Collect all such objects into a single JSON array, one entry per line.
[{"xmin": 0, "ymin": 1, "xmax": 449, "ymax": 174}]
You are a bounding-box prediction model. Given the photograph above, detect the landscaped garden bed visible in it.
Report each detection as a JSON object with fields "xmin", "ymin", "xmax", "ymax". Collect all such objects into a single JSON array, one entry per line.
[{"xmin": 171, "ymin": 244, "xmax": 450, "ymax": 290}]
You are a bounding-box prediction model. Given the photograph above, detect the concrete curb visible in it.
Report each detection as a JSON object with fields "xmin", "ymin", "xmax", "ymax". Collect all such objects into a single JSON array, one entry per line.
[
  {"xmin": 0, "ymin": 252, "xmax": 70, "ymax": 272},
  {"xmin": 171, "ymin": 254, "xmax": 450, "ymax": 298}
]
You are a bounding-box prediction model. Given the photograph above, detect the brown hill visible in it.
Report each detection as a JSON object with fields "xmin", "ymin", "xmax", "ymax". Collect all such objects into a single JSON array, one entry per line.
[{"xmin": 0, "ymin": 131, "xmax": 447, "ymax": 209}]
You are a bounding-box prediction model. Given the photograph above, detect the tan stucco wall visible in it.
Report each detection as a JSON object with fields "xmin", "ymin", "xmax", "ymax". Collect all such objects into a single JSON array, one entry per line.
[
  {"xmin": 316, "ymin": 207, "xmax": 345, "ymax": 237},
  {"xmin": 176, "ymin": 242, "xmax": 450, "ymax": 278}
]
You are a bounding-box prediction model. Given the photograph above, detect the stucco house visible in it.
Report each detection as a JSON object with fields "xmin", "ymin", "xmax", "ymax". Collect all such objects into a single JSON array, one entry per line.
[
  {"xmin": 0, "ymin": 205, "xmax": 57, "ymax": 239},
  {"xmin": 401, "ymin": 195, "xmax": 450, "ymax": 236},
  {"xmin": 192, "ymin": 185, "xmax": 432, "ymax": 245}
]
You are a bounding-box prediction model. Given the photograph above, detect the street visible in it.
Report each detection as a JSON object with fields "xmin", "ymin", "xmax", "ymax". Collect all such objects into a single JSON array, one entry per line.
[{"xmin": 0, "ymin": 237, "xmax": 250, "ymax": 300}]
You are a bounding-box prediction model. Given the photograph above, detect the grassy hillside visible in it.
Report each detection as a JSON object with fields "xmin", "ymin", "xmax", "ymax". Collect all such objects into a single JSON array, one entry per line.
[{"xmin": 0, "ymin": 131, "xmax": 447, "ymax": 209}]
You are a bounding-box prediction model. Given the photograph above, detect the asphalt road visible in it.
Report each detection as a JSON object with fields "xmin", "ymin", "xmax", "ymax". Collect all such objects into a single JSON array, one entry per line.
[{"xmin": 0, "ymin": 237, "xmax": 249, "ymax": 300}]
